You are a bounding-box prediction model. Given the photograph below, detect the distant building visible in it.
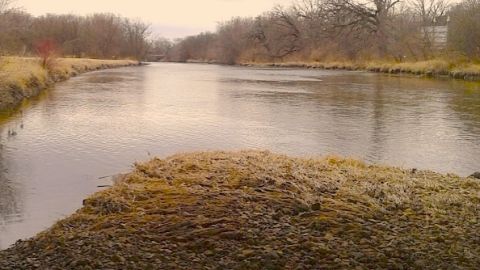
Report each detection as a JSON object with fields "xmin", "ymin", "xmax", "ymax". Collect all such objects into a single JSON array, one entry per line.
[
  {"xmin": 423, "ymin": 26, "xmax": 448, "ymax": 49},
  {"xmin": 422, "ymin": 15, "xmax": 449, "ymax": 49}
]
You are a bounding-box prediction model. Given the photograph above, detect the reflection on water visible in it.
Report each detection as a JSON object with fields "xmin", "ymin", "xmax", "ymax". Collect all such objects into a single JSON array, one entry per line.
[
  {"xmin": 0, "ymin": 63, "xmax": 479, "ymax": 249},
  {"xmin": 0, "ymin": 126, "xmax": 23, "ymax": 249}
]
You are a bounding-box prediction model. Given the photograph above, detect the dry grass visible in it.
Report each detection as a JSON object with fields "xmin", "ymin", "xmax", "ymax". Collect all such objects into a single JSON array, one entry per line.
[
  {"xmin": 0, "ymin": 58, "xmax": 49, "ymax": 110},
  {"xmin": 50, "ymin": 58, "xmax": 139, "ymax": 81},
  {"xmin": 1, "ymin": 151, "xmax": 478, "ymax": 269},
  {"xmin": 242, "ymin": 59, "xmax": 480, "ymax": 80},
  {"xmin": 0, "ymin": 57, "xmax": 139, "ymax": 111}
]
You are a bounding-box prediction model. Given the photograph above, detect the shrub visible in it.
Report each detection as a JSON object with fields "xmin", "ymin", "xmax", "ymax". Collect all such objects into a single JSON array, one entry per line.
[{"xmin": 35, "ymin": 39, "xmax": 58, "ymax": 70}]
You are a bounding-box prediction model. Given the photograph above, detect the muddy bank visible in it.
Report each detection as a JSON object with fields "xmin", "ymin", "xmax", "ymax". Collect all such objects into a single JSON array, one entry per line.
[
  {"xmin": 0, "ymin": 151, "xmax": 478, "ymax": 269},
  {"xmin": 0, "ymin": 58, "xmax": 140, "ymax": 112}
]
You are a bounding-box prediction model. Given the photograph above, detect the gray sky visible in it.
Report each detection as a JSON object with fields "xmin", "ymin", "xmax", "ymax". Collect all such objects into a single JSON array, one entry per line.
[{"xmin": 18, "ymin": 0, "xmax": 293, "ymax": 39}]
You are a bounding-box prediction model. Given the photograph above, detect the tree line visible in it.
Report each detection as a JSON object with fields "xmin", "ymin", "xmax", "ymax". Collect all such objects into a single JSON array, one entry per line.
[
  {"xmin": 1, "ymin": 0, "xmax": 478, "ymax": 63},
  {"xmin": 0, "ymin": 0, "xmax": 150, "ymax": 60},
  {"xmin": 153, "ymin": 0, "xmax": 480, "ymax": 64}
]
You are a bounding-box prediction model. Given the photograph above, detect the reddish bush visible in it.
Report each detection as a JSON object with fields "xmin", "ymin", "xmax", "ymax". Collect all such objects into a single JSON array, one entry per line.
[{"xmin": 35, "ymin": 39, "xmax": 58, "ymax": 69}]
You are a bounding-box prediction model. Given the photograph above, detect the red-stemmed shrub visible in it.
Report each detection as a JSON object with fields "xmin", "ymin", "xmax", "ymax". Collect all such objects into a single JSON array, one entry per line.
[{"xmin": 35, "ymin": 39, "xmax": 58, "ymax": 70}]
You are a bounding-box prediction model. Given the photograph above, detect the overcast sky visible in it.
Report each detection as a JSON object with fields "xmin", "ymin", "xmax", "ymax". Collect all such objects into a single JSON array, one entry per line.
[{"xmin": 18, "ymin": 0, "xmax": 293, "ymax": 39}]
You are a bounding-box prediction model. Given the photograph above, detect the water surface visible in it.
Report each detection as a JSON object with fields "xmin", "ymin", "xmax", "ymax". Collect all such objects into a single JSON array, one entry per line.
[{"xmin": 1, "ymin": 63, "xmax": 479, "ymax": 249}]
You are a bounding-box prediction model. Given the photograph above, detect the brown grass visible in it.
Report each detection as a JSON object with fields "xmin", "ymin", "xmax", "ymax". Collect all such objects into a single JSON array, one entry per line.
[
  {"xmin": 0, "ymin": 57, "xmax": 139, "ymax": 111},
  {"xmin": 1, "ymin": 151, "xmax": 478, "ymax": 269},
  {"xmin": 241, "ymin": 59, "xmax": 480, "ymax": 81}
]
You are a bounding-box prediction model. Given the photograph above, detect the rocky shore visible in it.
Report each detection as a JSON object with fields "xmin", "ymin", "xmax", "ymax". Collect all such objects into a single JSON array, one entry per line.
[{"xmin": 0, "ymin": 151, "xmax": 479, "ymax": 269}]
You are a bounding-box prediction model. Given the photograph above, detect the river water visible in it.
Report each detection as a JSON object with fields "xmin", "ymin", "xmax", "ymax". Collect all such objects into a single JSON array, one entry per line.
[{"xmin": 0, "ymin": 63, "xmax": 479, "ymax": 249}]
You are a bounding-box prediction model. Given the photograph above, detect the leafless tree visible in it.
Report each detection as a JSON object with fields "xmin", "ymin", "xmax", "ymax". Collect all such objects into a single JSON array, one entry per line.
[
  {"xmin": 448, "ymin": 0, "xmax": 480, "ymax": 58},
  {"xmin": 293, "ymin": 0, "xmax": 331, "ymax": 39},
  {"xmin": 122, "ymin": 18, "xmax": 151, "ymax": 60},
  {"xmin": 388, "ymin": 3, "xmax": 424, "ymax": 60},
  {"xmin": 323, "ymin": 0, "xmax": 403, "ymax": 57},
  {"xmin": 411, "ymin": 0, "xmax": 450, "ymax": 58},
  {"xmin": 215, "ymin": 18, "xmax": 254, "ymax": 64},
  {"xmin": 0, "ymin": 1, "xmax": 30, "ymax": 56},
  {"xmin": 251, "ymin": 7, "xmax": 302, "ymax": 61},
  {"xmin": 0, "ymin": 0, "xmax": 15, "ymax": 14}
]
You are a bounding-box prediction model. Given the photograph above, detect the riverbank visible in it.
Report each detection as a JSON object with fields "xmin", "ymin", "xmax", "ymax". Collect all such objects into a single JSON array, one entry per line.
[
  {"xmin": 1, "ymin": 151, "xmax": 478, "ymax": 269},
  {"xmin": 239, "ymin": 59, "xmax": 480, "ymax": 81},
  {"xmin": 0, "ymin": 57, "xmax": 140, "ymax": 112}
]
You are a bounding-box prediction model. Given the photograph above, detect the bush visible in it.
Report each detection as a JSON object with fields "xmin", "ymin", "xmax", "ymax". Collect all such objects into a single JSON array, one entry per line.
[
  {"xmin": 35, "ymin": 39, "xmax": 58, "ymax": 70},
  {"xmin": 448, "ymin": 0, "xmax": 480, "ymax": 59}
]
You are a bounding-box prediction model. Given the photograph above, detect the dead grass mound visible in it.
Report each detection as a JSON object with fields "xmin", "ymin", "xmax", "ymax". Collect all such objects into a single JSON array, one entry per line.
[{"xmin": 1, "ymin": 151, "xmax": 479, "ymax": 269}]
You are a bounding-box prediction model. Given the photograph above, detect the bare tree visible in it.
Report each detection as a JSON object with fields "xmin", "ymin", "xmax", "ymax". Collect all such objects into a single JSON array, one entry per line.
[
  {"xmin": 251, "ymin": 7, "xmax": 302, "ymax": 61},
  {"xmin": 0, "ymin": 5, "xmax": 153, "ymax": 59},
  {"xmin": 0, "ymin": 0, "xmax": 15, "ymax": 14},
  {"xmin": 324, "ymin": 0, "xmax": 403, "ymax": 57},
  {"xmin": 31, "ymin": 14, "xmax": 82, "ymax": 57},
  {"xmin": 388, "ymin": 2, "xmax": 424, "ymax": 60},
  {"xmin": 0, "ymin": 1, "xmax": 30, "ymax": 56},
  {"xmin": 411, "ymin": 0, "xmax": 450, "ymax": 58},
  {"xmin": 216, "ymin": 18, "xmax": 254, "ymax": 64},
  {"xmin": 448, "ymin": 0, "xmax": 480, "ymax": 58},
  {"xmin": 148, "ymin": 36, "xmax": 173, "ymax": 61},
  {"xmin": 294, "ymin": 0, "xmax": 331, "ymax": 40},
  {"xmin": 122, "ymin": 18, "xmax": 151, "ymax": 60}
]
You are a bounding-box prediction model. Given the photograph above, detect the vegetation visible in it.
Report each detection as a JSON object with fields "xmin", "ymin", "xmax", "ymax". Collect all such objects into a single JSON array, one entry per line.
[
  {"xmin": 243, "ymin": 59, "xmax": 480, "ymax": 80},
  {"xmin": 1, "ymin": 151, "xmax": 478, "ymax": 269},
  {"xmin": 0, "ymin": 0, "xmax": 150, "ymax": 60},
  {"xmin": 0, "ymin": 57, "xmax": 139, "ymax": 111},
  {"xmin": 151, "ymin": 0, "xmax": 480, "ymax": 79},
  {"xmin": 448, "ymin": 0, "xmax": 480, "ymax": 58},
  {"xmin": 0, "ymin": 0, "xmax": 147, "ymax": 111},
  {"xmin": 1, "ymin": 0, "xmax": 479, "ymax": 79}
]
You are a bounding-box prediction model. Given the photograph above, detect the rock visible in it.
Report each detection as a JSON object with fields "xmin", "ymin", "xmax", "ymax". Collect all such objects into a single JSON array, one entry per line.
[
  {"xmin": 204, "ymin": 250, "xmax": 214, "ymax": 256},
  {"xmin": 469, "ymin": 172, "xmax": 480, "ymax": 179},
  {"xmin": 266, "ymin": 251, "xmax": 280, "ymax": 259},
  {"xmin": 240, "ymin": 249, "xmax": 255, "ymax": 258},
  {"xmin": 311, "ymin": 202, "xmax": 321, "ymax": 211}
]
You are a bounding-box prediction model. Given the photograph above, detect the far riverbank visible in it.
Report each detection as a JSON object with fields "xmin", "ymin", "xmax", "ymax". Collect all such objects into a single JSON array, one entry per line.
[
  {"xmin": 240, "ymin": 60, "xmax": 480, "ymax": 81},
  {"xmin": 178, "ymin": 59, "xmax": 480, "ymax": 81}
]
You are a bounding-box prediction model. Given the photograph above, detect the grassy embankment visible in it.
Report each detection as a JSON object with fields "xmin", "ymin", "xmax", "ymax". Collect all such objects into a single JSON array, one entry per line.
[
  {"xmin": 0, "ymin": 57, "xmax": 139, "ymax": 111},
  {"xmin": 1, "ymin": 151, "xmax": 478, "ymax": 269},
  {"xmin": 241, "ymin": 59, "xmax": 480, "ymax": 80}
]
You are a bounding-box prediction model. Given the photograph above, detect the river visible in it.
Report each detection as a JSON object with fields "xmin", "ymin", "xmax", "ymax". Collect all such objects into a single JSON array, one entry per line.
[{"xmin": 0, "ymin": 63, "xmax": 479, "ymax": 249}]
